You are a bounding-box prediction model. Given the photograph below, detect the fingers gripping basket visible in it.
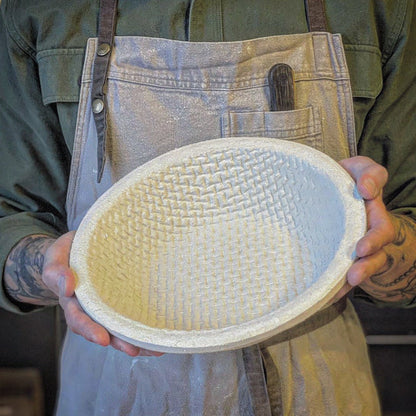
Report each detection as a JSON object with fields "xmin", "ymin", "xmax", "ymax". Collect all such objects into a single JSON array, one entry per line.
[{"xmin": 70, "ymin": 137, "xmax": 366, "ymax": 353}]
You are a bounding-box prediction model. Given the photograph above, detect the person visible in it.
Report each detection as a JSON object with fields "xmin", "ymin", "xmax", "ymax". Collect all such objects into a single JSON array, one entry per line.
[{"xmin": 1, "ymin": 0, "xmax": 415, "ymax": 414}]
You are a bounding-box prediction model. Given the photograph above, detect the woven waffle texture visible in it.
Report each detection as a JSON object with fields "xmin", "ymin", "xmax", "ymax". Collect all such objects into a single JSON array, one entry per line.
[{"xmin": 71, "ymin": 138, "xmax": 366, "ymax": 352}]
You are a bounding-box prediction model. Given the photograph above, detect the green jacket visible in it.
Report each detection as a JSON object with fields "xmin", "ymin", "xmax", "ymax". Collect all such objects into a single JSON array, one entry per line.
[{"xmin": 1, "ymin": 0, "xmax": 416, "ymax": 312}]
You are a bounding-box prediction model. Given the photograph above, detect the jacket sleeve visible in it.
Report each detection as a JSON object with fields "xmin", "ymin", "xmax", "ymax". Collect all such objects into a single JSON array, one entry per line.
[
  {"xmin": 358, "ymin": 0, "xmax": 416, "ymax": 219},
  {"xmin": 354, "ymin": 0, "xmax": 416, "ymax": 307},
  {"xmin": 0, "ymin": 3, "xmax": 70, "ymax": 313}
]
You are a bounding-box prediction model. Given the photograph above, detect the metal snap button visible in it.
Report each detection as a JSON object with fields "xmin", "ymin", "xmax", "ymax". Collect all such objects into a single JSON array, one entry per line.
[
  {"xmin": 92, "ymin": 99, "xmax": 104, "ymax": 114},
  {"xmin": 97, "ymin": 43, "xmax": 111, "ymax": 56}
]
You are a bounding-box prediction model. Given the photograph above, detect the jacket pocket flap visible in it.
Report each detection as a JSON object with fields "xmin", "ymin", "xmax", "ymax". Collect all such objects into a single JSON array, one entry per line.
[
  {"xmin": 37, "ymin": 49, "xmax": 85, "ymax": 105},
  {"xmin": 344, "ymin": 44, "xmax": 383, "ymax": 99}
]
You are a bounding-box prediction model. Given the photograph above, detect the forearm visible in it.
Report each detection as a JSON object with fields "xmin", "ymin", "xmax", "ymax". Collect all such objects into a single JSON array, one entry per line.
[
  {"xmin": 3, "ymin": 234, "xmax": 59, "ymax": 306},
  {"xmin": 360, "ymin": 214, "xmax": 416, "ymax": 304}
]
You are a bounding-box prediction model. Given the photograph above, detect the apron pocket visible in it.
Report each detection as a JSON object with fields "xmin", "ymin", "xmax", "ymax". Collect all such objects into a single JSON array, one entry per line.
[{"xmin": 221, "ymin": 106, "xmax": 323, "ymax": 151}]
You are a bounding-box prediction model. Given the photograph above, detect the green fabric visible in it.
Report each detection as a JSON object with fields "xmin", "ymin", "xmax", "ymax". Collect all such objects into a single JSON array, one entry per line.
[{"xmin": 1, "ymin": 0, "xmax": 416, "ymax": 313}]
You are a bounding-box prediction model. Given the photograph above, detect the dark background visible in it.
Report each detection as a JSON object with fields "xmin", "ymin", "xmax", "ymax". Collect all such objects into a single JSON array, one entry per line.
[{"xmin": 1, "ymin": 299, "xmax": 415, "ymax": 416}]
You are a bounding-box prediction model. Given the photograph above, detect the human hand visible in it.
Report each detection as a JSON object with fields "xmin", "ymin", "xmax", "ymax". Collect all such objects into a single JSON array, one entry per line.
[
  {"xmin": 331, "ymin": 156, "xmax": 396, "ymax": 301},
  {"xmin": 42, "ymin": 231, "xmax": 163, "ymax": 357}
]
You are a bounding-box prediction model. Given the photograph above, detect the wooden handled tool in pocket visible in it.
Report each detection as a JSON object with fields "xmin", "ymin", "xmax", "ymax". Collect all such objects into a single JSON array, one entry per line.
[{"xmin": 268, "ymin": 63, "xmax": 295, "ymax": 111}]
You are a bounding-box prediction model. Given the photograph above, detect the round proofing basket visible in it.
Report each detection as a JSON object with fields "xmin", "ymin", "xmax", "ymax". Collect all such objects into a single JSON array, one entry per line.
[{"xmin": 70, "ymin": 137, "xmax": 366, "ymax": 353}]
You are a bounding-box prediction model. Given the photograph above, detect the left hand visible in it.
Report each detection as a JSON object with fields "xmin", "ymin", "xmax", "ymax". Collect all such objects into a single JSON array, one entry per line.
[
  {"xmin": 43, "ymin": 232, "xmax": 164, "ymax": 357},
  {"xmin": 331, "ymin": 156, "xmax": 396, "ymax": 301}
]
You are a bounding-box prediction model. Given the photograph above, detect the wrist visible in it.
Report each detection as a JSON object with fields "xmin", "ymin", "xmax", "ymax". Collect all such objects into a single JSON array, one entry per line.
[{"xmin": 4, "ymin": 234, "xmax": 59, "ymax": 306}]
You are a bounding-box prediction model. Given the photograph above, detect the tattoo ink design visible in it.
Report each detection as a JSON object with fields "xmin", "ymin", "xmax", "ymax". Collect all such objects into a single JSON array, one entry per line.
[
  {"xmin": 4, "ymin": 235, "xmax": 58, "ymax": 305},
  {"xmin": 366, "ymin": 215, "xmax": 416, "ymax": 303},
  {"xmin": 371, "ymin": 259, "xmax": 416, "ymax": 288},
  {"xmin": 367, "ymin": 274, "xmax": 416, "ymax": 301},
  {"xmin": 400, "ymin": 215, "xmax": 416, "ymax": 233},
  {"xmin": 393, "ymin": 219, "xmax": 406, "ymax": 246},
  {"xmin": 371, "ymin": 254, "xmax": 395, "ymax": 280}
]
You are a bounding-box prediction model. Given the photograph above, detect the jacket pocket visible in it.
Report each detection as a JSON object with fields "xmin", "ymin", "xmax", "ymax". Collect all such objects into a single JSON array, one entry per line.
[
  {"xmin": 344, "ymin": 44, "xmax": 383, "ymax": 100},
  {"xmin": 343, "ymin": 44, "xmax": 383, "ymax": 140},
  {"xmin": 37, "ymin": 48, "xmax": 85, "ymax": 105},
  {"xmin": 221, "ymin": 106, "xmax": 323, "ymax": 152}
]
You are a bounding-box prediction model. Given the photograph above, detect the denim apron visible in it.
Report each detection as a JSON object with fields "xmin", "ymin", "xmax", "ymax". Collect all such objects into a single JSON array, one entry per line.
[{"xmin": 58, "ymin": 0, "xmax": 380, "ymax": 414}]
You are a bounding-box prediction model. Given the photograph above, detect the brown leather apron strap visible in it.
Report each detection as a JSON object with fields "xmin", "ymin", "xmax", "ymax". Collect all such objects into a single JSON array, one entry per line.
[
  {"xmin": 304, "ymin": 0, "xmax": 328, "ymax": 32},
  {"xmin": 242, "ymin": 345, "xmax": 273, "ymax": 416},
  {"xmin": 92, "ymin": 0, "xmax": 118, "ymax": 182}
]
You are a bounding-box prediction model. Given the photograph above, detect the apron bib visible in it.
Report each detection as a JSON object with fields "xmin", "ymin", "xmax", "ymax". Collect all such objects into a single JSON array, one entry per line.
[
  {"xmin": 58, "ymin": 1, "xmax": 380, "ymax": 415},
  {"xmin": 66, "ymin": 32, "xmax": 357, "ymax": 228}
]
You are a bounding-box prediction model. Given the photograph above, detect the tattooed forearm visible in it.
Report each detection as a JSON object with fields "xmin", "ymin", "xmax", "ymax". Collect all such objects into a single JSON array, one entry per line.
[
  {"xmin": 4, "ymin": 235, "xmax": 58, "ymax": 306},
  {"xmin": 360, "ymin": 215, "xmax": 416, "ymax": 304}
]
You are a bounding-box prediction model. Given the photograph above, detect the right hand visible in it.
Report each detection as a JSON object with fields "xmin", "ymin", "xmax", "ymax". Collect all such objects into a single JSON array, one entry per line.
[{"xmin": 42, "ymin": 231, "xmax": 163, "ymax": 357}]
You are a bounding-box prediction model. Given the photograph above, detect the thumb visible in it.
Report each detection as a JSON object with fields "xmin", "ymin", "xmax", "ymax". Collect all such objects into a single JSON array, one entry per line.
[{"xmin": 339, "ymin": 156, "xmax": 388, "ymax": 200}]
